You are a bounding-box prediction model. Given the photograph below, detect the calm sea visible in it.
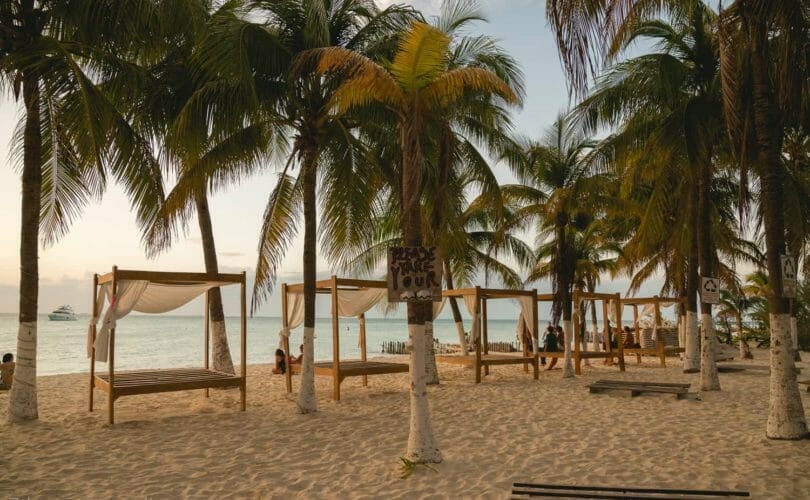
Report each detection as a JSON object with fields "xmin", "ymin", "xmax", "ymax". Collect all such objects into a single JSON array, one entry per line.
[{"xmin": 0, "ymin": 314, "xmax": 530, "ymax": 376}]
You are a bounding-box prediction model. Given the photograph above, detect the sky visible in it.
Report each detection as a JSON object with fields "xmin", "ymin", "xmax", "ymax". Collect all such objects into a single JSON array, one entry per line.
[{"xmin": 0, "ymin": 0, "xmax": 667, "ymax": 319}]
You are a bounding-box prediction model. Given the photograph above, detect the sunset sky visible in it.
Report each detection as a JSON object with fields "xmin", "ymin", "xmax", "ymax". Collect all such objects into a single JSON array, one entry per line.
[{"xmin": 0, "ymin": 0, "xmax": 668, "ymax": 318}]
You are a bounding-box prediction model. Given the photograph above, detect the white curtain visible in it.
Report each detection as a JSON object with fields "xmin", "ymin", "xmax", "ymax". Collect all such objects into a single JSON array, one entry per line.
[
  {"xmin": 432, "ymin": 298, "xmax": 446, "ymax": 320},
  {"xmin": 515, "ymin": 296, "xmax": 537, "ymax": 354},
  {"xmin": 278, "ymin": 288, "xmax": 388, "ymax": 348},
  {"xmin": 89, "ymin": 280, "xmax": 226, "ymax": 362},
  {"xmin": 462, "ymin": 295, "xmax": 480, "ymax": 346}
]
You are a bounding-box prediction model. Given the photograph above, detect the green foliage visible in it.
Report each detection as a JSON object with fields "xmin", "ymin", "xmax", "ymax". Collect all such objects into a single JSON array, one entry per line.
[{"xmin": 399, "ymin": 457, "xmax": 437, "ymax": 479}]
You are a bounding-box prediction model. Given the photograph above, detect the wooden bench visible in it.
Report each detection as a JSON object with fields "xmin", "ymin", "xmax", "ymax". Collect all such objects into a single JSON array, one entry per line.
[
  {"xmin": 588, "ymin": 379, "xmax": 692, "ymax": 399},
  {"xmin": 512, "ymin": 483, "xmax": 750, "ymax": 498},
  {"xmin": 799, "ymin": 380, "xmax": 810, "ymax": 392}
]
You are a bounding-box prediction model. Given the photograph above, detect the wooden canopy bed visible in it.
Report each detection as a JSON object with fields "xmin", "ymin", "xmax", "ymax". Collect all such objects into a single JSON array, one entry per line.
[
  {"xmin": 88, "ymin": 267, "xmax": 247, "ymax": 424},
  {"xmin": 538, "ymin": 290, "xmax": 627, "ymax": 375},
  {"xmin": 282, "ymin": 276, "xmax": 408, "ymax": 401},
  {"xmin": 618, "ymin": 296, "xmax": 686, "ymax": 367},
  {"xmin": 435, "ymin": 287, "xmax": 540, "ymax": 383}
]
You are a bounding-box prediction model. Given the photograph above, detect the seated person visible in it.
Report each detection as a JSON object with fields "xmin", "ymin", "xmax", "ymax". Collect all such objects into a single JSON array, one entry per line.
[
  {"xmin": 290, "ymin": 344, "xmax": 304, "ymax": 364},
  {"xmin": 0, "ymin": 353, "xmax": 14, "ymax": 390},
  {"xmin": 622, "ymin": 326, "xmax": 641, "ymax": 348},
  {"xmin": 545, "ymin": 326, "xmax": 560, "ymax": 370},
  {"xmin": 272, "ymin": 348, "xmax": 287, "ymax": 375}
]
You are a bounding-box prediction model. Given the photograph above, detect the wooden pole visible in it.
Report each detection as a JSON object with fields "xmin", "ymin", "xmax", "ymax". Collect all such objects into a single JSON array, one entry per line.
[
  {"xmin": 204, "ymin": 290, "xmax": 210, "ymax": 398},
  {"xmin": 360, "ymin": 313, "xmax": 368, "ymax": 387},
  {"xmin": 566, "ymin": 290, "xmax": 582, "ymax": 375},
  {"xmin": 240, "ymin": 272, "xmax": 247, "ymax": 411},
  {"xmin": 331, "ymin": 275, "xmax": 341, "ymax": 400},
  {"xmin": 615, "ymin": 294, "xmax": 625, "ymax": 371},
  {"xmin": 89, "ymin": 274, "xmax": 98, "ymax": 412},
  {"xmin": 655, "ymin": 296, "xmax": 665, "ymax": 368},
  {"xmin": 633, "ymin": 304, "xmax": 641, "ymax": 364},
  {"xmin": 532, "ymin": 290, "xmax": 539, "ymax": 380},
  {"xmin": 474, "ymin": 287, "xmax": 481, "ymax": 384},
  {"xmin": 108, "ymin": 265, "xmax": 117, "ymax": 425},
  {"xmin": 281, "ymin": 283, "xmax": 292, "ymax": 394},
  {"xmin": 482, "ymin": 298, "xmax": 489, "ymax": 376},
  {"xmin": 603, "ymin": 299, "xmax": 612, "ymax": 366}
]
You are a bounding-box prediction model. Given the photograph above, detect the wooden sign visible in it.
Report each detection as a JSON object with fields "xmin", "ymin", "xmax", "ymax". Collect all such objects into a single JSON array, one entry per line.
[
  {"xmin": 701, "ymin": 277, "xmax": 720, "ymax": 304},
  {"xmin": 782, "ymin": 255, "xmax": 797, "ymax": 298},
  {"xmin": 387, "ymin": 246, "xmax": 442, "ymax": 302}
]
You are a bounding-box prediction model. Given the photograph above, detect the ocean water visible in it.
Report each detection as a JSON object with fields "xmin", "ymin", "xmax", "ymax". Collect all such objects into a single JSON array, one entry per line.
[{"xmin": 0, "ymin": 313, "xmax": 528, "ymax": 376}]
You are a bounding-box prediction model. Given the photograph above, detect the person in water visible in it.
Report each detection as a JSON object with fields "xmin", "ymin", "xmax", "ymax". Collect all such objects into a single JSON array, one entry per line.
[{"xmin": 272, "ymin": 348, "xmax": 287, "ymax": 375}]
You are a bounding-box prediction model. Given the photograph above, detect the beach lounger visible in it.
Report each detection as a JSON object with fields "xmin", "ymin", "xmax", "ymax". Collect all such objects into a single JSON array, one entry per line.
[
  {"xmin": 588, "ymin": 379, "xmax": 692, "ymax": 399},
  {"xmin": 511, "ymin": 483, "xmax": 750, "ymax": 498}
]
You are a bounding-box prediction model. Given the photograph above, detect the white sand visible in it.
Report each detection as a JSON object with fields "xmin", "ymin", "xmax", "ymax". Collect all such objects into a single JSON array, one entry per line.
[{"xmin": 2, "ymin": 350, "xmax": 809, "ymax": 498}]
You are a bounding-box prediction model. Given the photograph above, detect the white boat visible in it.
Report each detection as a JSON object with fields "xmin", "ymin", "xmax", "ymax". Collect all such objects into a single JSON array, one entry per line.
[{"xmin": 48, "ymin": 305, "xmax": 77, "ymax": 321}]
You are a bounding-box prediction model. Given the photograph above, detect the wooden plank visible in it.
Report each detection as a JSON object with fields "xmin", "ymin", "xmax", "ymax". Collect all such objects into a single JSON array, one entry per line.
[
  {"xmin": 89, "ymin": 273, "xmax": 98, "ymax": 412},
  {"xmin": 360, "ymin": 313, "xmax": 368, "ymax": 387},
  {"xmin": 596, "ymin": 379, "xmax": 691, "ymax": 388},
  {"xmin": 512, "ymin": 483, "xmax": 749, "ymax": 498},
  {"xmin": 589, "ymin": 384, "xmax": 688, "ymax": 395},
  {"xmin": 483, "ymin": 298, "xmax": 489, "ymax": 376},
  {"xmin": 111, "ymin": 269, "xmax": 244, "ymax": 284},
  {"xmin": 331, "ymin": 275, "xmax": 340, "ymax": 401},
  {"xmin": 204, "ymin": 290, "xmax": 210, "ymax": 398},
  {"xmin": 109, "ymin": 266, "xmax": 118, "ymax": 425},
  {"xmin": 282, "ymin": 283, "xmax": 292, "ymax": 394},
  {"xmin": 240, "ymin": 272, "xmax": 247, "ymax": 411}
]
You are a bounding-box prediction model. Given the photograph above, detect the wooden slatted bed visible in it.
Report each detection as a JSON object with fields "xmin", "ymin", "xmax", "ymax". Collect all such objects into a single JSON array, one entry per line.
[
  {"xmin": 88, "ymin": 267, "xmax": 247, "ymax": 424},
  {"xmin": 437, "ymin": 287, "xmax": 540, "ymax": 383}
]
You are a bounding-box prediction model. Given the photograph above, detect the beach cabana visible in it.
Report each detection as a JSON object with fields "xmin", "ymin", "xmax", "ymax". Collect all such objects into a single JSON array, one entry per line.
[
  {"xmin": 619, "ymin": 296, "xmax": 686, "ymax": 367},
  {"xmin": 539, "ymin": 290, "xmax": 627, "ymax": 375},
  {"xmin": 280, "ymin": 276, "xmax": 408, "ymax": 401},
  {"xmin": 435, "ymin": 287, "xmax": 540, "ymax": 383},
  {"xmin": 87, "ymin": 267, "xmax": 247, "ymax": 424}
]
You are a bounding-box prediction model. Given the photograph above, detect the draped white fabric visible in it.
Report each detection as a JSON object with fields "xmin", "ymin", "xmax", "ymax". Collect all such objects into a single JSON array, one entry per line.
[
  {"xmin": 432, "ymin": 299, "xmax": 446, "ymax": 320},
  {"xmin": 89, "ymin": 280, "xmax": 226, "ymax": 362},
  {"xmin": 278, "ymin": 288, "xmax": 388, "ymax": 348},
  {"xmin": 462, "ymin": 296, "xmax": 480, "ymax": 346},
  {"xmin": 515, "ymin": 296, "xmax": 537, "ymax": 354}
]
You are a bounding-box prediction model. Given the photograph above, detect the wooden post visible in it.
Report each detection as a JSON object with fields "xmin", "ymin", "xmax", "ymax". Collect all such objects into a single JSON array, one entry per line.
[
  {"xmin": 474, "ymin": 287, "xmax": 481, "ymax": 384},
  {"xmin": 573, "ymin": 291, "xmax": 582, "ymax": 375},
  {"xmin": 331, "ymin": 275, "xmax": 341, "ymax": 400},
  {"xmin": 240, "ymin": 272, "xmax": 247, "ymax": 411},
  {"xmin": 633, "ymin": 304, "xmax": 641, "ymax": 364},
  {"xmin": 482, "ymin": 298, "xmax": 489, "ymax": 376},
  {"xmin": 89, "ymin": 274, "xmax": 98, "ymax": 412},
  {"xmin": 603, "ymin": 299, "xmax": 612, "ymax": 366},
  {"xmin": 615, "ymin": 294, "xmax": 625, "ymax": 371},
  {"xmin": 281, "ymin": 283, "xmax": 292, "ymax": 393},
  {"xmin": 204, "ymin": 290, "xmax": 210, "ymax": 398},
  {"xmin": 655, "ymin": 296, "xmax": 665, "ymax": 368},
  {"xmin": 360, "ymin": 313, "xmax": 368, "ymax": 387},
  {"xmin": 108, "ymin": 265, "xmax": 117, "ymax": 425},
  {"xmin": 532, "ymin": 290, "xmax": 539, "ymax": 380}
]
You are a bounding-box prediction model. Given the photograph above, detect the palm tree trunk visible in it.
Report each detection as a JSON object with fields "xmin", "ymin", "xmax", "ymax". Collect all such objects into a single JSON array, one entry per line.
[
  {"xmin": 298, "ymin": 144, "xmax": 318, "ymax": 414},
  {"xmin": 555, "ymin": 218, "xmax": 574, "ymax": 378},
  {"xmin": 750, "ymin": 31, "xmax": 807, "ymax": 439},
  {"xmin": 684, "ymin": 190, "xmax": 700, "ymax": 373},
  {"xmin": 194, "ymin": 191, "xmax": 234, "ymax": 375},
  {"xmin": 737, "ymin": 312, "xmax": 751, "ymax": 360},
  {"xmin": 444, "ymin": 263, "xmax": 468, "ymax": 355},
  {"xmin": 9, "ymin": 75, "xmax": 42, "ymax": 422},
  {"xmin": 402, "ymin": 114, "xmax": 441, "ymax": 463},
  {"xmin": 790, "ymin": 302, "xmax": 800, "ymax": 362},
  {"xmin": 697, "ymin": 157, "xmax": 720, "ymax": 391}
]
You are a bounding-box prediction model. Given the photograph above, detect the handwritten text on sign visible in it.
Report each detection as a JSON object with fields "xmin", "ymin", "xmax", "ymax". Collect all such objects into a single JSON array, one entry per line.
[{"xmin": 388, "ymin": 246, "xmax": 442, "ymax": 302}]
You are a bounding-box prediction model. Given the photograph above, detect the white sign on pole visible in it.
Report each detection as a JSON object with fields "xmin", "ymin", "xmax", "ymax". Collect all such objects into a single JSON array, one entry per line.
[
  {"xmin": 701, "ymin": 277, "xmax": 720, "ymax": 304},
  {"xmin": 781, "ymin": 255, "xmax": 797, "ymax": 298}
]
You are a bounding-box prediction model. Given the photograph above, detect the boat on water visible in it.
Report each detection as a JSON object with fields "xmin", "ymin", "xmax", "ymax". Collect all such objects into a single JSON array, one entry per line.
[{"xmin": 48, "ymin": 305, "xmax": 77, "ymax": 321}]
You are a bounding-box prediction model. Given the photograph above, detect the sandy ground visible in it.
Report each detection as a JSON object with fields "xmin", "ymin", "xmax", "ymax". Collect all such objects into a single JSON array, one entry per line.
[{"xmin": 2, "ymin": 350, "xmax": 809, "ymax": 499}]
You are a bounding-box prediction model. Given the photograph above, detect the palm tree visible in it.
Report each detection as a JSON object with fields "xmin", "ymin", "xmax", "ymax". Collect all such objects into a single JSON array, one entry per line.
[
  {"xmin": 190, "ymin": 0, "xmax": 416, "ymax": 414},
  {"xmin": 504, "ymin": 117, "xmax": 612, "ymax": 378},
  {"xmin": 545, "ymin": 0, "xmax": 808, "ymax": 439},
  {"xmin": 314, "ymin": 20, "xmax": 518, "ymax": 463},
  {"xmin": 2, "ymin": 0, "xmax": 165, "ymax": 421},
  {"xmin": 718, "ymin": 289, "xmax": 753, "ymax": 359}
]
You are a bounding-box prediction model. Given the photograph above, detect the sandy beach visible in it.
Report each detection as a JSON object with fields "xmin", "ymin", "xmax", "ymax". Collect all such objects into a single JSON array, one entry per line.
[{"xmin": 2, "ymin": 351, "xmax": 809, "ymax": 499}]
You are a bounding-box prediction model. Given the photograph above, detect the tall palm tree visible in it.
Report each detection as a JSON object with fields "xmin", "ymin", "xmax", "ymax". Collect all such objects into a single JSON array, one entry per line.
[
  {"xmin": 545, "ymin": 0, "xmax": 808, "ymax": 439},
  {"xmin": 504, "ymin": 117, "xmax": 613, "ymax": 378},
  {"xmin": 1, "ymin": 0, "xmax": 164, "ymax": 421},
  {"xmin": 190, "ymin": 0, "xmax": 415, "ymax": 414},
  {"xmin": 314, "ymin": 20, "xmax": 518, "ymax": 463}
]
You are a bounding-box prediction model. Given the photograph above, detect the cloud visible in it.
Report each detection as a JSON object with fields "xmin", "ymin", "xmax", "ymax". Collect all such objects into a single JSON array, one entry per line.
[{"xmin": 218, "ymin": 252, "xmax": 245, "ymax": 258}]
